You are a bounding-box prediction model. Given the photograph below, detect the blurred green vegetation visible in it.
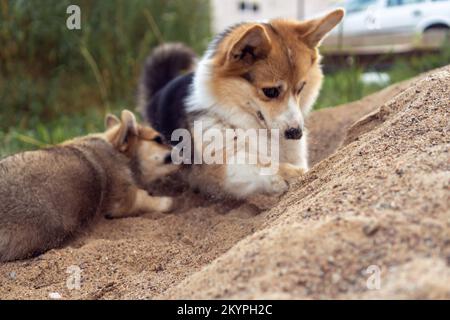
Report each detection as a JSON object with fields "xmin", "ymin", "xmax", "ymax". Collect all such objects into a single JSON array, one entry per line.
[
  {"xmin": 0, "ymin": 0, "xmax": 211, "ymax": 157},
  {"xmin": 0, "ymin": 0, "xmax": 449, "ymax": 158},
  {"xmin": 315, "ymin": 43, "xmax": 450, "ymax": 109}
]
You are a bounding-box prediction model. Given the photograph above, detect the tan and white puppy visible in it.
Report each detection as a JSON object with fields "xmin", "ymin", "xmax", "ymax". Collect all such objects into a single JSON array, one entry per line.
[
  {"xmin": 139, "ymin": 9, "xmax": 345, "ymax": 198},
  {"xmin": 0, "ymin": 110, "xmax": 178, "ymax": 262}
]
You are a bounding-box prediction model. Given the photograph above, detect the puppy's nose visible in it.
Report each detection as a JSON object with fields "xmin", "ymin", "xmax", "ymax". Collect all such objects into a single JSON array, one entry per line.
[
  {"xmin": 164, "ymin": 153, "xmax": 173, "ymax": 164},
  {"xmin": 284, "ymin": 127, "xmax": 303, "ymax": 140}
]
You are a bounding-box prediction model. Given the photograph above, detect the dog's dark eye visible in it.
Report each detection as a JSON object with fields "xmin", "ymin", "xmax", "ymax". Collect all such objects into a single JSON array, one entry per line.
[
  {"xmin": 297, "ymin": 82, "xmax": 306, "ymax": 95},
  {"xmin": 262, "ymin": 87, "xmax": 280, "ymax": 99},
  {"xmin": 153, "ymin": 136, "xmax": 164, "ymax": 145}
]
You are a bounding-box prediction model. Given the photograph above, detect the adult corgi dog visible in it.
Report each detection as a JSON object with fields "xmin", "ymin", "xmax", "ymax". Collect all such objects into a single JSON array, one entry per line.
[
  {"xmin": 0, "ymin": 110, "xmax": 178, "ymax": 262},
  {"xmin": 139, "ymin": 9, "xmax": 344, "ymax": 199}
]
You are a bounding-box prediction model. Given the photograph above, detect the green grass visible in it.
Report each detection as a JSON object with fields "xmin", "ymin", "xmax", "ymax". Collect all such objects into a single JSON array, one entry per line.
[
  {"xmin": 1, "ymin": 0, "xmax": 449, "ymax": 157},
  {"xmin": 314, "ymin": 45, "xmax": 450, "ymax": 109},
  {"xmin": 0, "ymin": 0, "xmax": 211, "ymax": 157},
  {"xmin": 0, "ymin": 109, "xmax": 105, "ymax": 156},
  {"xmin": 315, "ymin": 65, "xmax": 378, "ymax": 110}
]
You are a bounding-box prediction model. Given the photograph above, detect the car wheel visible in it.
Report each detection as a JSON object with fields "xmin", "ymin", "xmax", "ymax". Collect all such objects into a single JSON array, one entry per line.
[{"xmin": 423, "ymin": 24, "xmax": 449, "ymax": 48}]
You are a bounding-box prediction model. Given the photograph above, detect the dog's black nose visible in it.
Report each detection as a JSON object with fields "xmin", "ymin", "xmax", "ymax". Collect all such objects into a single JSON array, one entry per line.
[
  {"xmin": 164, "ymin": 153, "xmax": 173, "ymax": 164},
  {"xmin": 284, "ymin": 127, "xmax": 303, "ymax": 140}
]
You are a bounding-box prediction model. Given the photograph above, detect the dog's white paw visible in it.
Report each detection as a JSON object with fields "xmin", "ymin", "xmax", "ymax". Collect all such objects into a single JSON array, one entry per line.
[
  {"xmin": 280, "ymin": 163, "xmax": 306, "ymax": 184},
  {"xmin": 157, "ymin": 197, "xmax": 174, "ymax": 213},
  {"xmin": 267, "ymin": 176, "xmax": 289, "ymax": 196}
]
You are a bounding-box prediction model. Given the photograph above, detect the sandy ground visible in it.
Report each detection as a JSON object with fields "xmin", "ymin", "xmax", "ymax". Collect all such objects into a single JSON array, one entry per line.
[{"xmin": 0, "ymin": 66, "xmax": 448, "ymax": 300}]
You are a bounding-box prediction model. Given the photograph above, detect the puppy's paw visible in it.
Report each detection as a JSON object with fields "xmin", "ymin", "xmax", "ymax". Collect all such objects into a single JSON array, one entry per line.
[{"xmin": 156, "ymin": 197, "xmax": 174, "ymax": 213}]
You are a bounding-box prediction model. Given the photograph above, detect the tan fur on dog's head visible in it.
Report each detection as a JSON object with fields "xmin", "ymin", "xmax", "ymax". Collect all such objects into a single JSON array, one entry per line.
[
  {"xmin": 208, "ymin": 9, "xmax": 344, "ymax": 139},
  {"xmin": 104, "ymin": 110, "xmax": 178, "ymax": 183}
]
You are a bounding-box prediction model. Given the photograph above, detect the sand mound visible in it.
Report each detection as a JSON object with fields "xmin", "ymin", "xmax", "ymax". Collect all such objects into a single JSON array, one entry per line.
[{"xmin": 0, "ymin": 66, "xmax": 448, "ymax": 299}]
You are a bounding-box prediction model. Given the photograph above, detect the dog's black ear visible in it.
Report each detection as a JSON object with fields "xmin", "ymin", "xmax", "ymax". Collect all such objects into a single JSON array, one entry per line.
[
  {"xmin": 228, "ymin": 24, "xmax": 272, "ymax": 66},
  {"xmin": 105, "ymin": 114, "xmax": 120, "ymax": 130},
  {"xmin": 297, "ymin": 8, "xmax": 345, "ymax": 48}
]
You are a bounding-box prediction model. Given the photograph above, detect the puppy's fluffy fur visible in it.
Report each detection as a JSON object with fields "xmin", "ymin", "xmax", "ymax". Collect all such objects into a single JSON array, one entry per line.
[
  {"xmin": 139, "ymin": 9, "xmax": 344, "ymax": 198},
  {"xmin": 0, "ymin": 110, "xmax": 178, "ymax": 262}
]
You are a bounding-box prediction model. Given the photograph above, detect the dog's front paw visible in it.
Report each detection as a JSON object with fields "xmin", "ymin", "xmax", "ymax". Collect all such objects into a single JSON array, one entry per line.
[
  {"xmin": 156, "ymin": 197, "xmax": 174, "ymax": 213},
  {"xmin": 279, "ymin": 163, "xmax": 306, "ymax": 184},
  {"xmin": 267, "ymin": 176, "xmax": 289, "ymax": 196}
]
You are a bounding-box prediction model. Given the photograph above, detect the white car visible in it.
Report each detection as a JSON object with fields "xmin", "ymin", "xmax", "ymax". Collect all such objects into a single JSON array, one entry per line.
[{"xmin": 323, "ymin": 0, "xmax": 450, "ymax": 54}]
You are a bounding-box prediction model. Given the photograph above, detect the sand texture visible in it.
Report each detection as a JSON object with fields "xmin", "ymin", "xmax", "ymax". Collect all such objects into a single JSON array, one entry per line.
[{"xmin": 1, "ymin": 66, "xmax": 449, "ymax": 299}]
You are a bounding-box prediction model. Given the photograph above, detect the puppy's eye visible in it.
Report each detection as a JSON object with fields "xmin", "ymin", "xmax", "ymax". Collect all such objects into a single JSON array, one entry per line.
[
  {"xmin": 153, "ymin": 136, "xmax": 164, "ymax": 145},
  {"xmin": 297, "ymin": 82, "xmax": 306, "ymax": 95},
  {"xmin": 262, "ymin": 87, "xmax": 280, "ymax": 99}
]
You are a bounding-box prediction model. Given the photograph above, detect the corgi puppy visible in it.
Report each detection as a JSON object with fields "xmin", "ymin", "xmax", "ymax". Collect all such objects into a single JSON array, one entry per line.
[
  {"xmin": 0, "ymin": 110, "xmax": 179, "ymax": 262},
  {"xmin": 139, "ymin": 9, "xmax": 344, "ymax": 198}
]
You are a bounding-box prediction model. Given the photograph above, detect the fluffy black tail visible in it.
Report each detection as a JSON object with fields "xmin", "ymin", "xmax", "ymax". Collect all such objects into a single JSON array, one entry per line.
[{"xmin": 137, "ymin": 43, "xmax": 196, "ymax": 113}]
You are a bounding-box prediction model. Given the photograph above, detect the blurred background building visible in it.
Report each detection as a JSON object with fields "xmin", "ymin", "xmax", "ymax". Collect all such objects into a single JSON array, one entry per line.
[
  {"xmin": 211, "ymin": 0, "xmax": 342, "ymax": 33},
  {"xmin": 211, "ymin": 0, "xmax": 450, "ymax": 55}
]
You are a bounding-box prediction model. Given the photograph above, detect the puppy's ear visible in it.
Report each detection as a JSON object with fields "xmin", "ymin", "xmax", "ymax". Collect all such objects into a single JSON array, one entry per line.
[
  {"xmin": 228, "ymin": 24, "xmax": 272, "ymax": 67},
  {"xmin": 120, "ymin": 110, "xmax": 138, "ymax": 136},
  {"xmin": 297, "ymin": 9, "xmax": 344, "ymax": 48},
  {"xmin": 107, "ymin": 110, "xmax": 139, "ymax": 152},
  {"xmin": 105, "ymin": 114, "xmax": 120, "ymax": 130}
]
